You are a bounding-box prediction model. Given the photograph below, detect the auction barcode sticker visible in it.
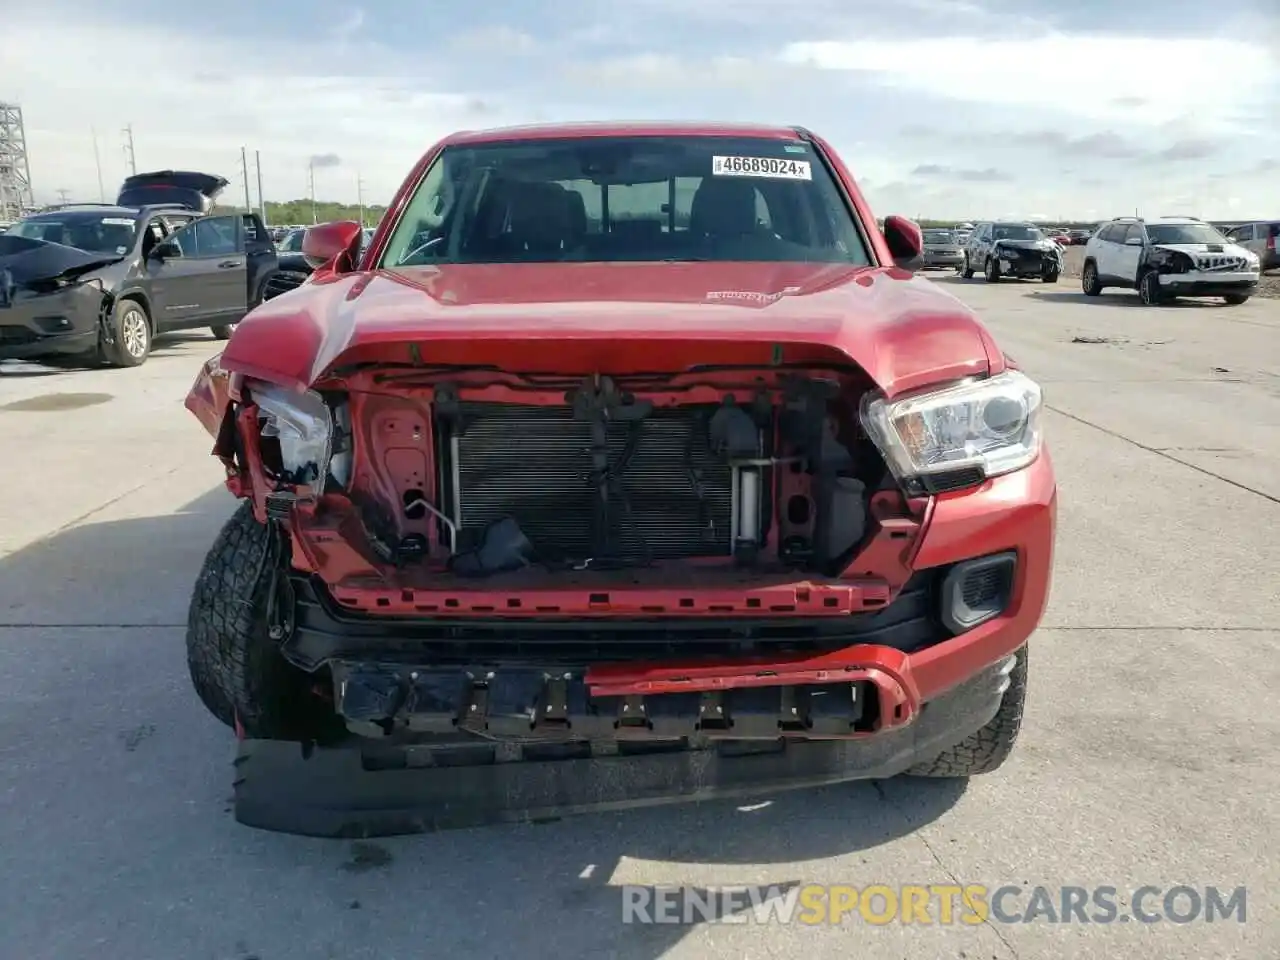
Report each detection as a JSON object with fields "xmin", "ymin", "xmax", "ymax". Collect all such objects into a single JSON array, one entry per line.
[{"xmin": 712, "ymin": 155, "xmax": 812, "ymax": 180}]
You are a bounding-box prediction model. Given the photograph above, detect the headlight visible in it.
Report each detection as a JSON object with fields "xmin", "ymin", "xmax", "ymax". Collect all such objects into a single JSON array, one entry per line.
[
  {"xmin": 860, "ymin": 370, "xmax": 1043, "ymax": 488},
  {"xmin": 248, "ymin": 380, "xmax": 333, "ymax": 487}
]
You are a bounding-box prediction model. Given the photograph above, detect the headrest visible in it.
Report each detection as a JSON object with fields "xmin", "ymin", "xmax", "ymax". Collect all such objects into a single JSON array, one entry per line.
[{"xmin": 690, "ymin": 178, "xmax": 759, "ymax": 239}]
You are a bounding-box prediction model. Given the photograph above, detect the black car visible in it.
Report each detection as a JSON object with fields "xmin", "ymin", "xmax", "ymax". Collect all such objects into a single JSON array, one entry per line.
[
  {"xmin": 960, "ymin": 221, "xmax": 1063, "ymax": 283},
  {"xmin": 0, "ymin": 171, "xmax": 277, "ymax": 367}
]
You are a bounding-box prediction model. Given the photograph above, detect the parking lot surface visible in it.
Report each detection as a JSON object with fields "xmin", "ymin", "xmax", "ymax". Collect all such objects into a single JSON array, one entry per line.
[{"xmin": 1, "ymin": 278, "xmax": 1277, "ymax": 960}]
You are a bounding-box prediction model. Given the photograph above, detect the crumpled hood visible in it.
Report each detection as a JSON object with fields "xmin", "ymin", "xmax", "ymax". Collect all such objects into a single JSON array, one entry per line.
[
  {"xmin": 994, "ymin": 239, "xmax": 1059, "ymax": 253},
  {"xmin": 1152, "ymin": 241, "xmax": 1255, "ymax": 266},
  {"xmin": 0, "ymin": 234, "xmax": 118, "ymax": 285},
  {"xmin": 217, "ymin": 261, "xmax": 1002, "ymax": 399}
]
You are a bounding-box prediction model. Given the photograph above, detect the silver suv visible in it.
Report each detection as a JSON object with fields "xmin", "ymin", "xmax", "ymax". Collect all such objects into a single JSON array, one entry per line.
[
  {"xmin": 1223, "ymin": 221, "xmax": 1279, "ymax": 272},
  {"xmin": 1080, "ymin": 216, "xmax": 1261, "ymax": 306}
]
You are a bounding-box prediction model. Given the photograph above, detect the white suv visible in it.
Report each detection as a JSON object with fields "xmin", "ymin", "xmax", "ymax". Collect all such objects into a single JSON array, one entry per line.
[{"xmin": 1081, "ymin": 216, "xmax": 1261, "ymax": 306}]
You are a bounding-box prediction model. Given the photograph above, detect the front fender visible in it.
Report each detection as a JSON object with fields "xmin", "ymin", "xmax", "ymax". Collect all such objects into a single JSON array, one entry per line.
[{"xmin": 186, "ymin": 353, "xmax": 232, "ymax": 439}]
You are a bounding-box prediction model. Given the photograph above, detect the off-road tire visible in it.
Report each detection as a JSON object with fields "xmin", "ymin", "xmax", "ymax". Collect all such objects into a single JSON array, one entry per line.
[
  {"xmin": 1081, "ymin": 260, "xmax": 1102, "ymax": 296},
  {"xmin": 101, "ymin": 298, "xmax": 152, "ymax": 367},
  {"xmin": 1138, "ymin": 269, "xmax": 1165, "ymax": 306},
  {"xmin": 984, "ymin": 257, "xmax": 1000, "ymax": 283},
  {"xmin": 904, "ymin": 646, "xmax": 1028, "ymax": 778},
  {"xmin": 960, "ymin": 255, "xmax": 975, "ymax": 279},
  {"xmin": 1223, "ymin": 293, "xmax": 1250, "ymax": 305},
  {"xmin": 186, "ymin": 500, "xmax": 340, "ymax": 741}
]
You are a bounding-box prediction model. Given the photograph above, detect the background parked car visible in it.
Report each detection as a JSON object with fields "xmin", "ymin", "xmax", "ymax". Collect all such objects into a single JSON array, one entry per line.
[
  {"xmin": 1224, "ymin": 221, "xmax": 1280, "ymax": 271},
  {"xmin": 921, "ymin": 228, "xmax": 965, "ymax": 269}
]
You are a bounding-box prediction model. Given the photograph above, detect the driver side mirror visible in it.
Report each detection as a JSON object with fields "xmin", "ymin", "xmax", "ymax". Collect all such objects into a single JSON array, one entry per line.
[
  {"xmin": 152, "ymin": 239, "xmax": 179, "ymax": 260},
  {"xmin": 302, "ymin": 220, "xmax": 363, "ymax": 272},
  {"xmin": 1124, "ymin": 236, "xmax": 1144, "ymax": 246},
  {"xmin": 882, "ymin": 215, "xmax": 924, "ymax": 271}
]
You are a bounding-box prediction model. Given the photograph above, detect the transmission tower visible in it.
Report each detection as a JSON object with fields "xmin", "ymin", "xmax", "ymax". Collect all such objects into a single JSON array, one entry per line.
[{"xmin": 0, "ymin": 102, "xmax": 35, "ymax": 220}]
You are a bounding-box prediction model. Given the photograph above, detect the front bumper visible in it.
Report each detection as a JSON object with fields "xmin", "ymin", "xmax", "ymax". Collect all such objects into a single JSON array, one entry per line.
[
  {"xmin": 999, "ymin": 254, "xmax": 1061, "ymax": 277},
  {"xmin": 923, "ymin": 251, "xmax": 964, "ymax": 267},
  {"xmin": 234, "ymin": 653, "xmax": 1018, "ymax": 837},
  {"xmin": 1157, "ymin": 271, "xmax": 1259, "ymax": 296},
  {"xmin": 0, "ymin": 284, "xmax": 101, "ymax": 360},
  {"xmin": 282, "ymin": 449, "xmax": 1056, "ymax": 729}
]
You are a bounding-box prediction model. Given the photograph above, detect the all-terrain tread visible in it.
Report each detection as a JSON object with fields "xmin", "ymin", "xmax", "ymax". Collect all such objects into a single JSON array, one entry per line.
[
  {"xmin": 905, "ymin": 646, "xmax": 1028, "ymax": 778},
  {"xmin": 185, "ymin": 501, "xmax": 327, "ymax": 739}
]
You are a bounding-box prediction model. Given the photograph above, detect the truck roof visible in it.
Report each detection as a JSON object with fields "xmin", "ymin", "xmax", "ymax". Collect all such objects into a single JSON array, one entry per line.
[{"xmin": 442, "ymin": 120, "xmax": 807, "ymax": 147}]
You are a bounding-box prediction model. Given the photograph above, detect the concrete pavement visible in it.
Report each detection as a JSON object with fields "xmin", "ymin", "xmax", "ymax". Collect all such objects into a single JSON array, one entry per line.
[{"xmin": 1, "ymin": 278, "xmax": 1277, "ymax": 960}]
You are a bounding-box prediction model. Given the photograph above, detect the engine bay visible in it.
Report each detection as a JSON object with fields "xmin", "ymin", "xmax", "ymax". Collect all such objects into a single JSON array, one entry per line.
[{"xmin": 252, "ymin": 365, "xmax": 899, "ymax": 590}]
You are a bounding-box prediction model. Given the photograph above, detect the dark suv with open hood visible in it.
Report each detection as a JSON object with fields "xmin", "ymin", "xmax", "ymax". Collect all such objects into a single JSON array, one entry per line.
[{"xmin": 0, "ymin": 172, "xmax": 276, "ymax": 367}]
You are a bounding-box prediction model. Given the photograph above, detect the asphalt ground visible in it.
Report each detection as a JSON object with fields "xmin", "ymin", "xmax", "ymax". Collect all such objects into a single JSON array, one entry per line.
[{"xmin": 1, "ymin": 276, "xmax": 1277, "ymax": 960}]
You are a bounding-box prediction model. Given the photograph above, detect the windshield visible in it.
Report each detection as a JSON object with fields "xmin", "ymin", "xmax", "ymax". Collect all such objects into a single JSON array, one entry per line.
[
  {"xmin": 993, "ymin": 224, "xmax": 1043, "ymax": 241},
  {"xmin": 1145, "ymin": 223, "xmax": 1229, "ymax": 245},
  {"xmin": 8, "ymin": 213, "xmax": 138, "ymax": 254},
  {"xmin": 278, "ymin": 229, "xmax": 306, "ymax": 253},
  {"xmin": 379, "ymin": 135, "xmax": 871, "ymax": 267},
  {"xmin": 923, "ymin": 230, "xmax": 953, "ymax": 243}
]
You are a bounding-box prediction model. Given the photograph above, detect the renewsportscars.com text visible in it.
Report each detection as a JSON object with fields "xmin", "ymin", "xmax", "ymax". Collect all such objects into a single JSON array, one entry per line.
[{"xmin": 621, "ymin": 884, "xmax": 1247, "ymax": 926}]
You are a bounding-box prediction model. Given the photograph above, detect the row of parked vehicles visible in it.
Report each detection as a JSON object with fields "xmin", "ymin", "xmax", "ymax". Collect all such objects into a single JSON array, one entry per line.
[{"xmin": 920, "ymin": 216, "xmax": 1266, "ymax": 305}]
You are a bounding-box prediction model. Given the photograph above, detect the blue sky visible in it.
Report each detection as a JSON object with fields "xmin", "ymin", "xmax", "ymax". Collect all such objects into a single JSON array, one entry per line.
[{"xmin": 4, "ymin": 0, "xmax": 1277, "ymax": 219}]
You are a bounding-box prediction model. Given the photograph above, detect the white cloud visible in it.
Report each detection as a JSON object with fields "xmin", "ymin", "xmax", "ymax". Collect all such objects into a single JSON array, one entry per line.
[
  {"xmin": 0, "ymin": 12, "xmax": 531, "ymax": 205},
  {"xmin": 781, "ymin": 34, "xmax": 1276, "ymax": 131}
]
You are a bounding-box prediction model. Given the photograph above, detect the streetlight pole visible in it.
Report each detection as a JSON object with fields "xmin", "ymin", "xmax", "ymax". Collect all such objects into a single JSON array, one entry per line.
[
  {"xmin": 357, "ymin": 173, "xmax": 365, "ymax": 226},
  {"xmin": 308, "ymin": 160, "xmax": 317, "ymax": 224}
]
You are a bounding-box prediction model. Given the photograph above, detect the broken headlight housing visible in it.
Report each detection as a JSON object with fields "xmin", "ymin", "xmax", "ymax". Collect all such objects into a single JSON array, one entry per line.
[
  {"xmin": 247, "ymin": 380, "xmax": 333, "ymax": 488},
  {"xmin": 860, "ymin": 370, "xmax": 1043, "ymax": 491}
]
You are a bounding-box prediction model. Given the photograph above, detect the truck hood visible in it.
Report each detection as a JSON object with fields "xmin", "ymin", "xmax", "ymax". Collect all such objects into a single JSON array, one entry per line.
[
  {"xmin": 217, "ymin": 261, "xmax": 1000, "ymax": 398},
  {"xmin": 0, "ymin": 234, "xmax": 118, "ymax": 285}
]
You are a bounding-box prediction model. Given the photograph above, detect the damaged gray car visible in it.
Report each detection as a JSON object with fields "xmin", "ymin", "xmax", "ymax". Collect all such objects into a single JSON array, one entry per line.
[{"xmin": 0, "ymin": 171, "xmax": 277, "ymax": 367}]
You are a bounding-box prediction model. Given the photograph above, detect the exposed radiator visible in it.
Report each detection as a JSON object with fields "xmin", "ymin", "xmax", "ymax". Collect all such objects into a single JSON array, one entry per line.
[{"xmin": 448, "ymin": 402, "xmax": 736, "ymax": 563}]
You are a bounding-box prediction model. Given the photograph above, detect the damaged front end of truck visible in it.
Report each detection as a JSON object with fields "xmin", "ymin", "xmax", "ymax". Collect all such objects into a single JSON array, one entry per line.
[{"xmin": 187, "ymin": 294, "xmax": 1044, "ymax": 762}]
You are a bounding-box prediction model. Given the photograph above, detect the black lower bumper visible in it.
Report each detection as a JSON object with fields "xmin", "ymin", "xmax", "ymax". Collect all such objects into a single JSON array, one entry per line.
[
  {"xmin": 232, "ymin": 655, "xmax": 1013, "ymax": 837},
  {"xmin": 1160, "ymin": 279, "xmax": 1257, "ymax": 297},
  {"xmin": 0, "ymin": 287, "xmax": 101, "ymax": 359}
]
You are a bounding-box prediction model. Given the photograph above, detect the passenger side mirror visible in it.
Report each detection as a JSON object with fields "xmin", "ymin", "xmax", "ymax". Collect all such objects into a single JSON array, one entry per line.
[
  {"xmin": 1124, "ymin": 236, "xmax": 1144, "ymax": 246},
  {"xmin": 302, "ymin": 220, "xmax": 363, "ymax": 272},
  {"xmin": 882, "ymin": 215, "xmax": 924, "ymax": 271},
  {"xmin": 152, "ymin": 239, "xmax": 180, "ymax": 259}
]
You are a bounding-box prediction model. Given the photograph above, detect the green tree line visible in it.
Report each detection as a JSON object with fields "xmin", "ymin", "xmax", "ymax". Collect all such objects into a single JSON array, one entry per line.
[{"xmin": 213, "ymin": 199, "xmax": 390, "ymax": 226}]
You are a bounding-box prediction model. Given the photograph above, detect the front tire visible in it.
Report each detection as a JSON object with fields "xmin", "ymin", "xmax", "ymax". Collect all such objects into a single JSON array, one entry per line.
[
  {"xmin": 185, "ymin": 501, "xmax": 340, "ymax": 741},
  {"xmin": 1081, "ymin": 260, "xmax": 1102, "ymax": 296},
  {"xmin": 905, "ymin": 647, "xmax": 1028, "ymax": 778},
  {"xmin": 1042, "ymin": 268, "xmax": 1059, "ymax": 283},
  {"xmin": 101, "ymin": 299, "xmax": 152, "ymax": 367},
  {"xmin": 1223, "ymin": 293, "xmax": 1250, "ymax": 305},
  {"xmin": 1138, "ymin": 269, "xmax": 1165, "ymax": 306},
  {"xmin": 960, "ymin": 255, "xmax": 975, "ymax": 279},
  {"xmin": 984, "ymin": 257, "xmax": 1001, "ymax": 283}
]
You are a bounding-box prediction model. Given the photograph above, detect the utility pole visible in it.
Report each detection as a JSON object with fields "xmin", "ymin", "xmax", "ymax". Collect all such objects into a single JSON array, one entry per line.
[
  {"xmin": 240, "ymin": 146, "xmax": 251, "ymax": 211},
  {"xmin": 357, "ymin": 173, "xmax": 365, "ymax": 226},
  {"xmin": 56, "ymin": 188, "xmax": 71, "ymax": 205},
  {"xmin": 308, "ymin": 160, "xmax": 317, "ymax": 224},
  {"xmin": 91, "ymin": 127, "xmax": 105, "ymax": 201},
  {"xmin": 122, "ymin": 124, "xmax": 136, "ymax": 176},
  {"xmin": 255, "ymin": 150, "xmax": 266, "ymax": 225}
]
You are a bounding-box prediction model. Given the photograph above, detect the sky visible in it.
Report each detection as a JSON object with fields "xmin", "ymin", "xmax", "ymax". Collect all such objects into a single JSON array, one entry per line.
[{"xmin": 3, "ymin": 0, "xmax": 1277, "ymax": 221}]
